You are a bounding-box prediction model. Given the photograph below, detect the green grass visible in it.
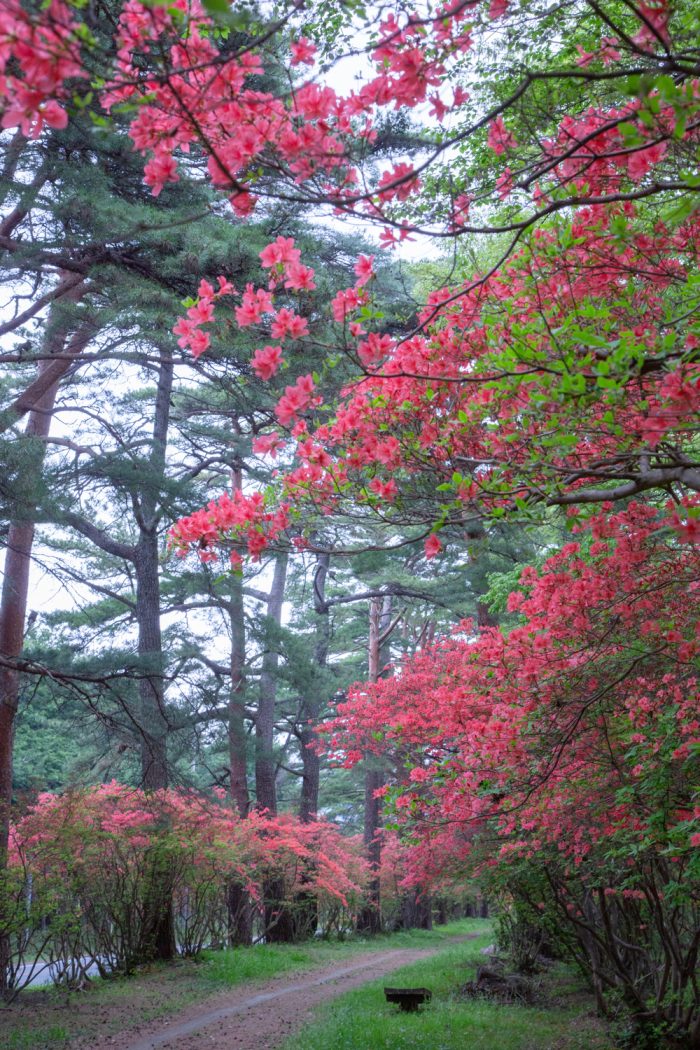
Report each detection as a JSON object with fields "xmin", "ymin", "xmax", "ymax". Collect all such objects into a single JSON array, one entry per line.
[
  {"xmin": 200, "ymin": 918, "xmax": 486, "ymax": 989},
  {"xmin": 281, "ymin": 932, "xmax": 615, "ymax": 1050},
  {"xmin": 4, "ymin": 1026, "xmax": 69, "ymax": 1049}
]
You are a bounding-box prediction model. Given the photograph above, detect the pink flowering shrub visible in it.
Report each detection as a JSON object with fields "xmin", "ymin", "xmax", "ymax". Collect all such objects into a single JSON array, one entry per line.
[
  {"xmin": 5, "ymin": 785, "xmax": 368, "ymax": 989},
  {"xmin": 326, "ymin": 507, "xmax": 700, "ymax": 1038}
]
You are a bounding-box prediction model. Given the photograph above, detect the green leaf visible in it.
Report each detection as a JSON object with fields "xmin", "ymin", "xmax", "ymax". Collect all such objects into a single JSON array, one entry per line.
[{"xmin": 202, "ymin": 0, "xmax": 231, "ymax": 13}]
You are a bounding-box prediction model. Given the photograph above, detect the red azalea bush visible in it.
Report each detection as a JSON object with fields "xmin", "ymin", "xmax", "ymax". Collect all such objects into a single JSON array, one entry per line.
[
  {"xmin": 3, "ymin": 784, "xmax": 367, "ymax": 993},
  {"xmin": 325, "ymin": 505, "xmax": 700, "ymax": 1044}
]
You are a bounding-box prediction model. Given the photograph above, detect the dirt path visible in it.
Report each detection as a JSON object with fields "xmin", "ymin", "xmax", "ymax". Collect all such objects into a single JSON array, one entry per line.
[{"xmin": 85, "ymin": 941, "xmax": 469, "ymax": 1050}]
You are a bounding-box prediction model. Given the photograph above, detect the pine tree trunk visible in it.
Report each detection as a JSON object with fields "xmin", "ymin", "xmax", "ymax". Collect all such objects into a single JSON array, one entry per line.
[
  {"xmin": 226, "ymin": 588, "xmax": 253, "ymax": 944},
  {"xmin": 1, "ymin": 299, "xmax": 92, "ymax": 994},
  {"xmin": 226, "ymin": 881, "xmax": 253, "ymax": 947},
  {"xmin": 284, "ymin": 552, "xmax": 331, "ymax": 941},
  {"xmin": 133, "ymin": 348, "xmax": 175, "ymax": 963},
  {"xmin": 400, "ymin": 888, "xmax": 433, "ymax": 930},
  {"xmin": 135, "ymin": 533, "xmax": 169, "ymax": 792},
  {"xmin": 357, "ymin": 595, "xmax": 393, "ymax": 935},
  {"xmin": 258, "ymin": 555, "xmax": 298, "ymax": 942},
  {"xmin": 226, "ymin": 461, "xmax": 253, "ymax": 946},
  {"xmin": 0, "ymin": 516, "xmax": 35, "ymax": 995},
  {"xmin": 228, "ymin": 570, "xmax": 249, "ymax": 817},
  {"xmin": 298, "ymin": 551, "xmax": 329, "ymax": 824},
  {"xmin": 256, "ymin": 553, "xmax": 287, "ymax": 815}
]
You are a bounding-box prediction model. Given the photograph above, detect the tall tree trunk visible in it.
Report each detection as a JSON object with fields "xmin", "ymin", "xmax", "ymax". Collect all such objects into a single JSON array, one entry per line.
[
  {"xmin": 225, "ymin": 458, "xmax": 253, "ymax": 946},
  {"xmin": 258, "ymin": 554, "xmax": 297, "ymax": 943},
  {"xmin": 56, "ymin": 349, "xmax": 175, "ymax": 961},
  {"xmin": 228, "ymin": 571, "xmax": 249, "ymax": 818},
  {"xmin": 357, "ymin": 594, "xmax": 393, "ymax": 935},
  {"xmin": 284, "ymin": 551, "xmax": 330, "ymax": 942},
  {"xmin": 256, "ymin": 552, "xmax": 287, "ymax": 815},
  {"xmin": 135, "ymin": 531, "xmax": 169, "ymax": 792},
  {"xmin": 133, "ymin": 349, "xmax": 172, "ymax": 792},
  {"xmin": 226, "ymin": 544, "xmax": 253, "ymax": 945},
  {"xmin": 133, "ymin": 348, "xmax": 175, "ymax": 962},
  {"xmin": 399, "ymin": 887, "xmax": 433, "ymax": 931},
  {"xmin": 0, "ymin": 297, "xmax": 93, "ymax": 994},
  {"xmin": 298, "ymin": 551, "xmax": 330, "ymax": 824},
  {"xmin": 133, "ymin": 530, "xmax": 176, "ymax": 959},
  {"xmin": 0, "ymin": 385, "xmax": 54, "ymax": 995}
]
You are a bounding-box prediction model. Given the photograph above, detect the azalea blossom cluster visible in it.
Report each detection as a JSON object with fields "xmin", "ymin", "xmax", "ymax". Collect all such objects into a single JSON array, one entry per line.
[
  {"xmin": 0, "ymin": 0, "xmax": 84, "ymax": 139},
  {"xmin": 324, "ymin": 503, "xmax": 699, "ymax": 876},
  {"xmin": 6, "ymin": 0, "xmax": 692, "ymax": 239},
  {"xmin": 484, "ymin": 90, "xmax": 693, "ymax": 206},
  {"xmin": 272, "ymin": 202, "xmax": 700, "ymax": 550},
  {"xmin": 319, "ymin": 504, "xmax": 700, "ymax": 1034},
  {"xmin": 169, "ymin": 192, "xmax": 700, "ymax": 565},
  {"xmin": 169, "ymin": 487, "xmax": 291, "ymax": 563},
  {"xmin": 1, "ymin": 0, "xmax": 492, "ymax": 223},
  {"xmin": 170, "ymin": 242, "xmax": 386, "ymax": 559},
  {"xmin": 172, "ymin": 276, "xmax": 236, "ymax": 358}
]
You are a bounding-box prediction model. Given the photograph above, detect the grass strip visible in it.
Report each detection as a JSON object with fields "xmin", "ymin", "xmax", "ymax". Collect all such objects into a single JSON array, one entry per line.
[{"xmin": 281, "ymin": 932, "xmax": 614, "ymax": 1050}]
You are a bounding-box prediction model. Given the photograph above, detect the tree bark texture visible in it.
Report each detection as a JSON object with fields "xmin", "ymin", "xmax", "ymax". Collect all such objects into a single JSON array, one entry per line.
[
  {"xmin": 298, "ymin": 551, "xmax": 330, "ymax": 824},
  {"xmin": 132, "ymin": 348, "xmax": 175, "ymax": 962},
  {"xmin": 0, "ymin": 294, "xmax": 93, "ymax": 993},
  {"xmin": 256, "ymin": 552, "xmax": 287, "ymax": 815},
  {"xmin": 357, "ymin": 594, "xmax": 393, "ymax": 935}
]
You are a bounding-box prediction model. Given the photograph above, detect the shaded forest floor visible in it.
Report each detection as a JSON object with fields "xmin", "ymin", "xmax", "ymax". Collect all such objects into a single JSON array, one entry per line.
[{"xmin": 1, "ymin": 921, "xmax": 612, "ymax": 1050}]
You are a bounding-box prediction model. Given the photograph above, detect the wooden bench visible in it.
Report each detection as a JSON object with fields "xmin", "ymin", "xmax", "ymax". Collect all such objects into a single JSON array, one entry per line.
[{"xmin": 384, "ymin": 986, "xmax": 432, "ymax": 1012}]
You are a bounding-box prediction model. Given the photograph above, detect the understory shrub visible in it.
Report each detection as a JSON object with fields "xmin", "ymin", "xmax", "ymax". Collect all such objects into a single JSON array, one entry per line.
[{"xmin": 2, "ymin": 783, "xmax": 368, "ymax": 994}]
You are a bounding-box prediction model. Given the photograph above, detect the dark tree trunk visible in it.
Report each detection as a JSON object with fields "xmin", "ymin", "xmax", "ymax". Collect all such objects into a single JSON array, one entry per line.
[
  {"xmin": 258, "ymin": 555, "xmax": 299, "ymax": 941},
  {"xmin": 298, "ymin": 718, "xmax": 320, "ymax": 826},
  {"xmin": 0, "ymin": 516, "xmax": 34, "ymax": 850},
  {"xmin": 298, "ymin": 551, "xmax": 330, "ymax": 824},
  {"xmin": 228, "ymin": 534, "xmax": 250, "ymax": 817},
  {"xmin": 135, "ymin": 532, "xmax": 169, "ymax": 792},
  {"xmin": 130, "ymin": 345, "xmax": 172, "ymax": 792},
  {"xmin": 286, "ymin": 553, "xmax": 331, "ymax": 941},
  {"xmin": 263, "ymin": 878, "xmax": 297, "ymax": 943},
  {"xmin": 0, "ymin": 272, "xmax": 90, "ymax": 436},
  {"xmin": 400, "ymin": 888, "xmax": 433, "ymax": 930},
  {"xmin": 357, "ymin": 762, "xmax": 384, "ymax": 935},
  {"xmin": 256, "ymin": 553, "xmax": 287, "ymax": 815},
  {"xmin": 226, "ymin": 459, "xmax": 253, "ymax": 945},
  {"xmin": 0, "ymin": 298, "xmax": 93, "ymax": 994},
  {"xmin": 226, "ymin": 881, "xmax": 253, "ymax": 947},
  {"xmin": 357, "ymin": 595, "xmax": 394, "ymax": 936},
  {"xmin": 434, "ymin": 898, "xmax": 449, "ymax": 926},
  {"xmin": 0, "ymin": 522, "xmax": 37, "ymax": 996},
  {"xmin": 477, "ymin": 601, "xmax": 498, "ymax": 630},
  {"xmin": 132, "ymin": 348, "xmax": 175, "ymax": 962}
]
